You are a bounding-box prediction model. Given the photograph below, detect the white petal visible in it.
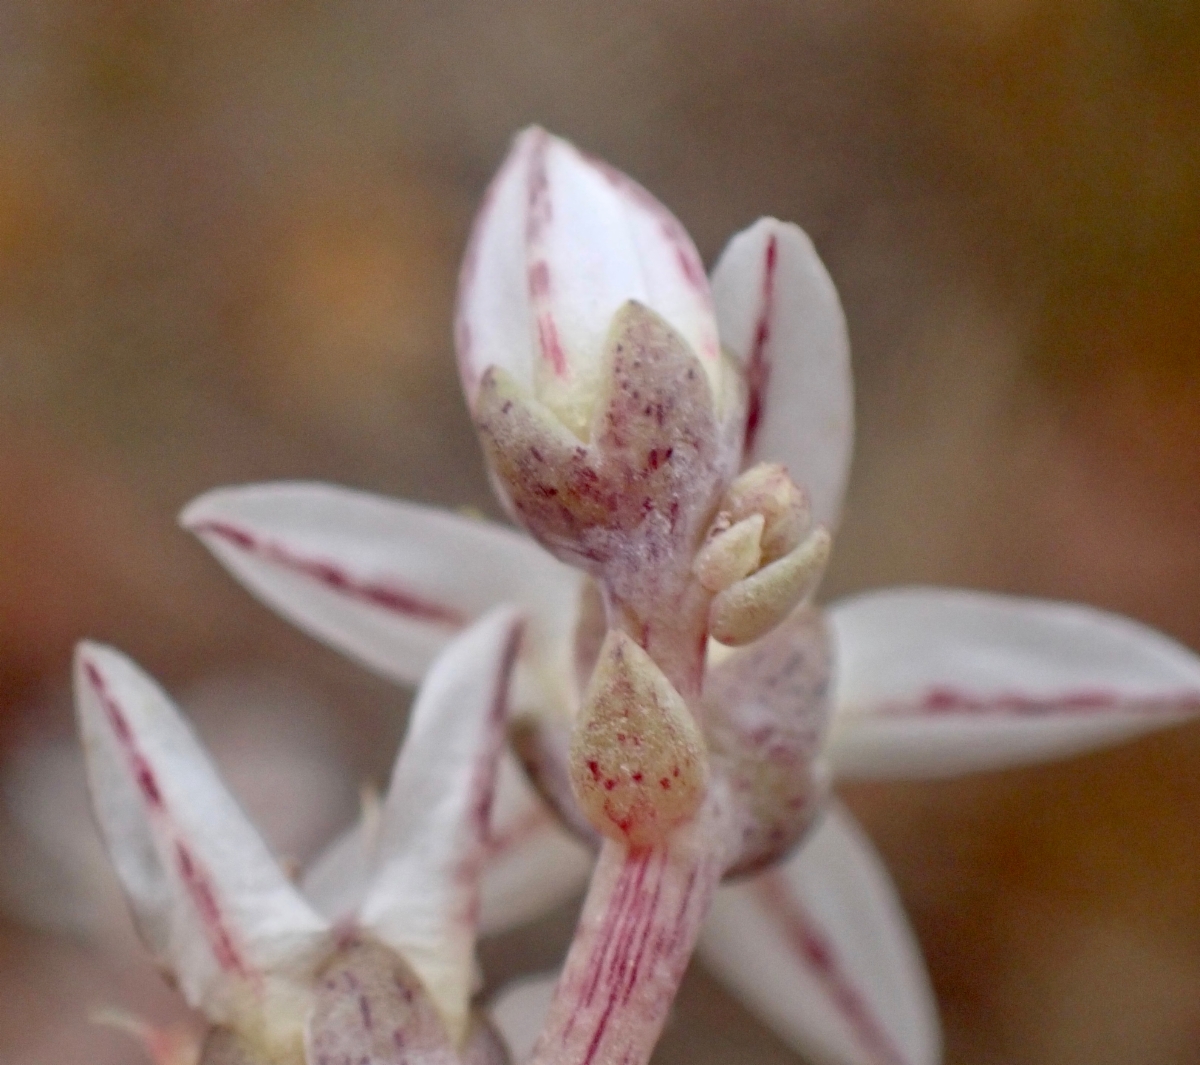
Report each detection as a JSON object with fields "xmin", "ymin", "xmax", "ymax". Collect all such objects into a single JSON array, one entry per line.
[
  {"xmin": 825, "ymin": 587, "xmax": 1200, "ymax": 779},
  {"xmin": 358, "ymin": 607, "xmax": 523, "ymax": 1043},
  {"xmin": 182, "ymin": 482, "xmax": 580, "ymax": 696},
  {"xmin": 301, "ymin": 754, "xmax": 593, "ymax": 935},
  {"xmin": 74, "ymin": 644, "xmax": 329, "ymax": 1023},
  {"xmin": 699, "ymin": 802, "xmax": 939, "ymax": 1065},
  {"xmin": 457, "ymin": 128, "xmax": 541, "ymax": 401},
  {"xmin": 479, "ymin": 752, "xmax": 592, "ymax": 934},
  {"xmin": 4, "ymin": 688, "xmax": 347, "ymax": 947},
  {"xmin": 711, "ymin": 218, "xmax": 854, "ymax": 529},
  {"xmin": 457, "ymin": 128, "xmax": 721, "ymax": 431},
  {"xmin": 489, "ymin": 970, "xmax": 558, "ymax": 1063}
]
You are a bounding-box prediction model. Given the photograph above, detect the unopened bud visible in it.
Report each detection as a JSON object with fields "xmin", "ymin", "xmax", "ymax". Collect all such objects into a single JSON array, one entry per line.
[
  {"xmin": 724, "ymin": 463, "xmax": 811, "ymax": 563},
  {"xmin": 569, "ymin": 631, "xmax": 708, "ymax": 848},
  {"xmin": 473, "ymin": 364, "xmax": 609, "ymax": 549},
  {"xmin": 709, "ymin": 527, "xmax": 831, "ymax": 646},
  {"xmin": 693, "ymin": 514, "xmax": 764, "ymax": 593},
  {"xmin": 457, "ymin": 128, "xmax": 723, "ymax": 439},
  {"xmin": 474, "ymin": 302, "xmax": 726, "ymax": 575}
]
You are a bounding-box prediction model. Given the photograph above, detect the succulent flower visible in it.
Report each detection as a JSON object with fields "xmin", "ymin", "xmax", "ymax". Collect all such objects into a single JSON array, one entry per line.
[
  {"xmin": 175, "ymin": 129, "xmax": 1200, "ymax": 1065},
  {"xmin": 75, "ymin": 608, "xmax": 525, "ymax": 1065}
]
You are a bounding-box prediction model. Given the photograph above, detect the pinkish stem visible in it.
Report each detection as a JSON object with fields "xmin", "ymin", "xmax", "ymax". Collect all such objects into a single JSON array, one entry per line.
[
  {"xmin": 606, "ymin": 577, "xmax": 712, "ymax": 702},
  {"xmin": 527, "ymin": 790, "xmax": 734, "ymax": 1065}
]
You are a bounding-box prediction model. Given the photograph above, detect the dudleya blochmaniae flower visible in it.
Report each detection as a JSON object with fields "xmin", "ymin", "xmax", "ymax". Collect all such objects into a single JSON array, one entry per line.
[
  {"xmin": 78, "ymin": 127, "xmax": 1200, "ymax": 1065},
  {"xmin": 75, "ymin": 609, "xmax": 522, "ymax": 1065}
]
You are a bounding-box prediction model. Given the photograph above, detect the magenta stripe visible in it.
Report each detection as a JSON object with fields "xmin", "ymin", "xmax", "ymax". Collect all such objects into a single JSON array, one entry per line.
[
  {"xmin": 193, "ymin": 519, "xmax": 468, "ymax": 628},
  {"xmin": 756, "ymin": 871, "xmax": 911, "ymax": 1065},
  {"xmin": 880, "ymin": 685, "xmax": 1200, "ymax": 719},
  {"xmin": 82, "ymin": 658, "xmax": 252, "ymax": 979},
  {"xmin": 743, "ymin": 233, "xmax": 778, "ymax": 455}
]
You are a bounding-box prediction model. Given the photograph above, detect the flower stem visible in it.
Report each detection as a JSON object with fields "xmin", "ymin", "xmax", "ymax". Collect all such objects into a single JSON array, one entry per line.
[{"xmin": 527, "ymin": 791, "xmax": 733, "ymax": 1065}]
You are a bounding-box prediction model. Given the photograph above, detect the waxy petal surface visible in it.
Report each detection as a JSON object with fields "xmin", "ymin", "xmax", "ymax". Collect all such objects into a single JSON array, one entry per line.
[
  {"xmin": 74, "ymin": 644, "xmax": 329, "ymax": 1025},
  {"xmin": 826, "ymin": 587, "xmax": 1200, "ymax": 778},
  {"xmin": 357, "ymin": 608, "xmax": 522, "ymax": 1043},
  {"xmin": 456, "ymin": 128, "xmax": 542, "ymax": 405},
  {"xmin": 457, "ymin": 128, "xmax": 721, "ymax": 435},
  {"xmin": 699, "ymin": 802, "xmax": 939, "ymax": 1065},
  {"xmin": 300, "ymin": 752, "xmax": 592, "ymax": 934},
  {"xmin": 182, "ymin": 482, "xmax": 579, "ymax": 697},
  {"xmin": 711, "ymin": 218, "xmax": 853, "ymax": 529},
  {"xmin": 477, "ymin": 752, "xmax": 593, "ymax": 934}
]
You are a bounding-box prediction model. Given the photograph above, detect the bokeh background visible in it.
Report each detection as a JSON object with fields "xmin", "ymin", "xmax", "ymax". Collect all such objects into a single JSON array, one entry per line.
[{"xmin": 2, "ymin": 2, "xmax": 1199, "ymax": 1063}]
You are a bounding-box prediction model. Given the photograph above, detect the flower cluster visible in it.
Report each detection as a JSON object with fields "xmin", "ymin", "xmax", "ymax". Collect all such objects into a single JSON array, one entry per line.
[{"xmin": 77, "ymin": 129, "xmax": 1200, "ymax": 1065}]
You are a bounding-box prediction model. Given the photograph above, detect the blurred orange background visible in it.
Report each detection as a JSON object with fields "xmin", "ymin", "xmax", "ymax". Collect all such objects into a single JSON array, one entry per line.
[{"xmin": 1, "ymin": 2, "xmax": 1198, "ymax": 1063}]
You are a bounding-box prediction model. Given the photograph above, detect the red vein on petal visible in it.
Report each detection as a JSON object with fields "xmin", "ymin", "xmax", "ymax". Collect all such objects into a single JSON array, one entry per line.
[
  {"xmin": 456, "ymin": 130, "xmax": 536, "ymax": 394},
  {"xmin": 82, "ymin": 658, "xmax": 251, "ymax": 980},
  {"xmin": 879, "ymin": 686, "xmax": 1200, "ymax": 718},
  {"xmin": 755, "ymin": 870, "xmax": 910, "ymax": 1065},
  {"xmin": 590, "ymin": 154, "xmax": 720, "ymax": 366},
  {"xmin": 467, "ymin": 622, "xmax": 524, "ymax": 855},
  {"xmin": 744, "ymin": 232, "xmax": 778, "ymax": 455},
  {"xmin": 176, "ymin": 841, "xmax": 249, "ymax": 977},
  {"xmin": 192, "ymin": 519, "xmax": 468, "ymax": 628},
  {"xmin": 84, "ymin": 660, "xmax": 165, "ymax": 813},
  {"xmin": 525, "ymin": 130, "xmax": 569, "ymax": 379}
]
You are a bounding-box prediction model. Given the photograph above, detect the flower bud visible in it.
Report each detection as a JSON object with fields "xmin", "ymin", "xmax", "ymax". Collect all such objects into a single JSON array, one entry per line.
[
  {"xmin": 456, "ymin": 127, "xmax": 723, "ymax": 440},
  {"xmin": 474, "ymin": 300, "xmax": 724, "ymax": 575},
  {"xmin": 724, "ymin": 462, "xmax": 811, "ymax": 563},
  {"xmin": 693, "ymin": 513, "xmax": 764, "ymax": 593},
  {"xmin": 569, "ymin": 631, "xmax": 708, "ymax": 848},
  {"xmin": 709, "ymin": 527, "xmax": 831, "ymax": 646}
]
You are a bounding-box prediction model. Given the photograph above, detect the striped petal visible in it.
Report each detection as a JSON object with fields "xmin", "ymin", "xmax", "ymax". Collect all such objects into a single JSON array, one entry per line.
[
  {"xmin": 825, "ymin": 587, "xmax": 1200, "ymax": 779},
  {"xmin": 357, "ymin": 607, "xmax": 522, "ymax": 1044},
  {"xmin": 478, "ymin": 751, "xmax": 593, "ymax": 934},
  {"xmin": 457, "ymin": 127, "xmax": 721, "ymax": 437},
  {"xmin": 181, "ymin": 482, "xmax": 579, "ymax": 701},
  {"xmin": 74, "ymin": 643, "xmax": 329, "ymax": 1028},
  {"xmin": 300, "ymin": 752, "xmax": 592, "ymax": 935},
  {"xmin": 711, "ymin": 218, "xmax": 854, "ymax": 529},
  {"xmin": 699, "ymin": 802, "xmax": 939, "ymax": 1065}
]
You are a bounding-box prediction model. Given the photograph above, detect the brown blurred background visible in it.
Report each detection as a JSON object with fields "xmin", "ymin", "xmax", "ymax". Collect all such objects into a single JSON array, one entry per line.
[{"xmin": 2, "ymin": 1, "xmax": 1199, "ymax": 1063}]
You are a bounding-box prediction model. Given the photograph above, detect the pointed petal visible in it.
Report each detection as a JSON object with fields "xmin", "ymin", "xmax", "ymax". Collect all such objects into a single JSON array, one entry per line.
[
  {"xmin": 489, "ymin": 970, "xmax": 558, "ymax": 1063},
  {"xmin": 699, "ymin": 802, "xmax": 939, "ymax": 1065},
  {"xmin": 711, "ymin": 218, "xmax": 854, "ymax": 529},
  {"xmin": 358, "ymin": 608, "xmax": 523, "ymax": 1043},
  {"xmin": 457, "ymin": 127, "xmax": 721, "ymax": 433},
  {"xmin": 182, "ymin": 482, "xmax": 579, "ymax": 692},
  {"xmin": 456, "ymin": 128, "xmax": 540, "ymax": 402},
  {"xmin": 74, "ymin": 643, "xmax": 329, "ymax": 1024},
  {"xmin": 300, "ymin": 753, "xmax": 592, "ymax": 934},
  {"xmin": 479, "ymin": 751, "xmax": 592, "ymax": 934},
  {"xmin": 825, "ymin": 587, "xmax": 1200, "ymax": 779}
]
